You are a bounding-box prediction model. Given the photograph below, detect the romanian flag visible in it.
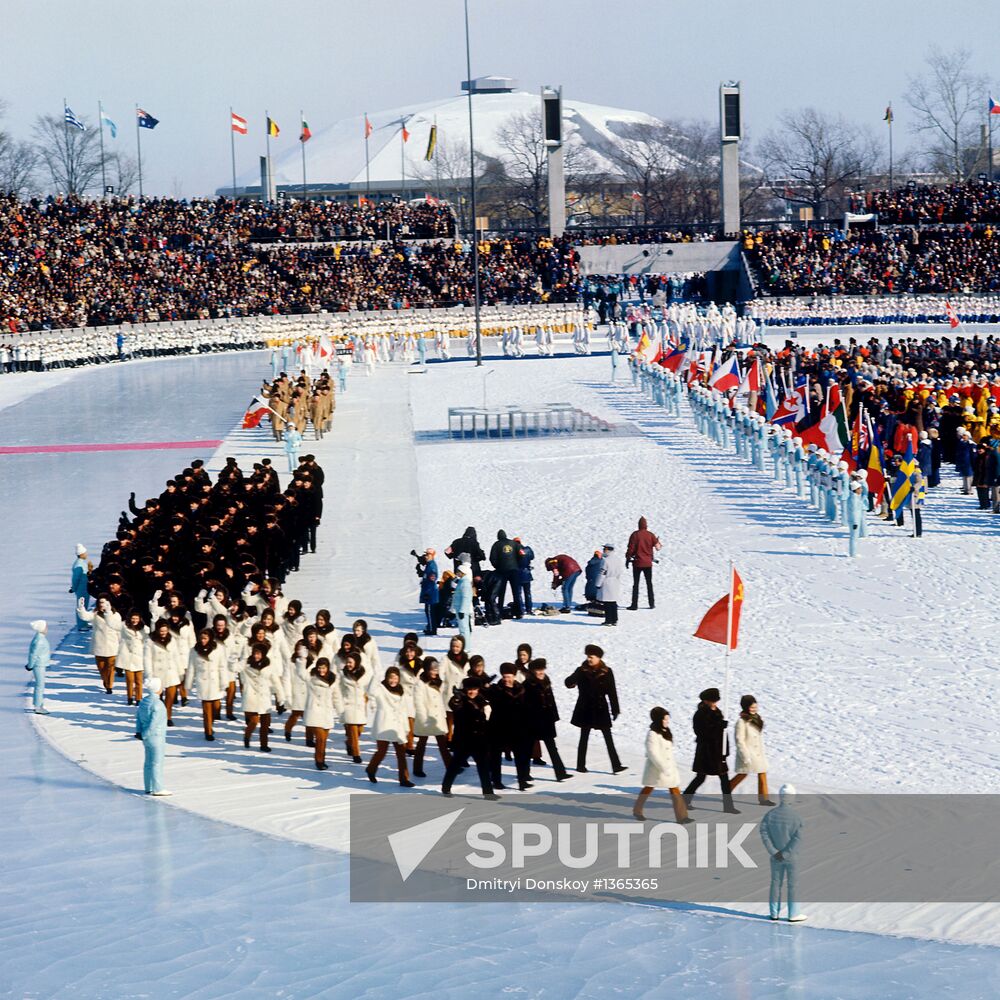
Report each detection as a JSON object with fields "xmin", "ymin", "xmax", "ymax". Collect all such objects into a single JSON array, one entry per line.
[
  {"xmin": 231, "ymin": 112, "xmax": 248, "ymax": 135},
  {"xmin": 865, "ymin": 420, "xmax": 886, "ymax": 501},
  {"xmin": 364, "ymin": 115, "xmax": 373, "ymax": 138},
  {"xmin": 425, "ymin": 124, "xmax": 437, "ymax": 161},
  {"xmin": 242, "ymin": 396, "xmax": 271, "ymax": 429},
  {"xmin": 300, "ymin": 118, "xmax": 312, "ymax": 142},
  {"xmin": 694, "ymin": 566, "xmax": 744, "ymax": 651},
  {"xmin": 267, "ymin": 117, "xmax": 280, "ymax": 138}
]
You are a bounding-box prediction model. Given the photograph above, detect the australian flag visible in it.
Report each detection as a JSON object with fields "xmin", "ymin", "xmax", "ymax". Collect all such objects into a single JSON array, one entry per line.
[{"xmin": 136, "ymin": 108, "xmax": 159, "ymax": 130}]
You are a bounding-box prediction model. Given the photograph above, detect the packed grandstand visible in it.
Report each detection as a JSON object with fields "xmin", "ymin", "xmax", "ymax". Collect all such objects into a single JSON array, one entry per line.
[{"xmin": 3, "ymin": 180, "xmax": 1000, "ymax": 334}]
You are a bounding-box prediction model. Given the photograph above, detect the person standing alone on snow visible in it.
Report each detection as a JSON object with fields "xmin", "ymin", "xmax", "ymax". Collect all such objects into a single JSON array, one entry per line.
[
  {"xmin": 70, "ymin": 544, "xmax": 91, "ymax": 629},
  {"xmin": 626, "ymin": 516, "xmax": 661, "ymax": 610},
  {"xmin": 26, "ymin": 620, "xmax": 50, "ymax": 714},
  {"xmin": 759, "ymin": 784, "xmax": 807, "ymax": 922},
  {"xmin": 135, "ymin": 677, "xmax": 171, "ymax": 796},
  {"xmin": 565, "ymin": 644, "xmax": 626, "ymax": 774}
]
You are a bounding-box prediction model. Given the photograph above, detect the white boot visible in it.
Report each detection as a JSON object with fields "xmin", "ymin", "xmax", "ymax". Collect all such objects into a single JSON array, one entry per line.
[
  {"xmin": 150, "ymin": 790, "xmax": 173, "ymax": 797},
  {"xmin": 788, "ymin": 914, "xmax": 808, "ymax": 923}
]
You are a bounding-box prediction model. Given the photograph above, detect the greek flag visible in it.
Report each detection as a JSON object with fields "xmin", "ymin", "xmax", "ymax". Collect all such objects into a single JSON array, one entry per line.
[{"xmin": 64, "ymin": 106, "xmax": 86, "ymax": 131}]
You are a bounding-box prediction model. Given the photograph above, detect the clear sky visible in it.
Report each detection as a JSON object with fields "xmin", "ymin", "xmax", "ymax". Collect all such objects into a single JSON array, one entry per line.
[{"xmin": 3, "ymin": 0, "xmax": 998, "ymax": 196}]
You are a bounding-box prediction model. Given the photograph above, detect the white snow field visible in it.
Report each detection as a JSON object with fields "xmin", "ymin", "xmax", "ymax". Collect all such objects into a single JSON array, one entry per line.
[{"xmin": 3, "ymin": 349, "xmax": 999, "ymax": 998}]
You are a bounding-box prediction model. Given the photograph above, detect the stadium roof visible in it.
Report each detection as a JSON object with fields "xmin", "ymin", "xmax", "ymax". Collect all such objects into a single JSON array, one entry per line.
[{"xmin": 227, "ymin": 84, "xmax": 680, "ymax": 195}]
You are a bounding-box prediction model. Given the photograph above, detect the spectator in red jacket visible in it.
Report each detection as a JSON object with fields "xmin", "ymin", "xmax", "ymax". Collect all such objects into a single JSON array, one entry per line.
[
  {"xmin": 545, "ymin": 554, "xmax": 582, "ymax": 613},
  {"xmin": 626, "ymin": 516, "xmax": 661, "ymax": 610}
]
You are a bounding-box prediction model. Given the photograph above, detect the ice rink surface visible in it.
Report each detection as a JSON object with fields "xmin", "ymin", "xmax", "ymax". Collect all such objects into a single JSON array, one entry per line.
[{"xmin": 2, "ymin": 351, "xmax": 998, "ymax": 999}]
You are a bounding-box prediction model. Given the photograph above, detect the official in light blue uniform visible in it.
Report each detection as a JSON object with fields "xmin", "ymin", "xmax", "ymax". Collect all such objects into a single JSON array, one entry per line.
[
  {"xmin": 452, "ymin": 564, "xmax": 473, "ymax": 641},
  {"xmin": 416, "ymin": 335, "xmax": 427, "ymax": 367},
  {"xmin": 847, "ymin": 480, "xmax": 866, "ymax": 557},
  {"xmin": 759, "ymin": 783, "xmax": 807, "ymax": 922},
  {"xmin": 792, "ymin": 437, "xmax": 805, "ymax": 496},
  {"xmin": 283, "ymin": 425, "xmax": 303, "ymax": 473},
  {"xmin": 337, "ymin": 357, "xmax": 349, "ymax": 392},
  {"xmin": 26, "ymin": 619, "xmax": 50, "ymax": 713},
  {"xmin": 70, "ymin": 544, "xmax": 91, "ymax": 628},
  {"xmin": 136, "ymin": 677, "xmax": 171, "ymax": 796}
]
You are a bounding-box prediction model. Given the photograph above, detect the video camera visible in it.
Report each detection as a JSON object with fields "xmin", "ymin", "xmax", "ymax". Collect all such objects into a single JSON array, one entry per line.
[{"xmin": 410, "ymin": 549, "xmax": 429, "ymax": 578}]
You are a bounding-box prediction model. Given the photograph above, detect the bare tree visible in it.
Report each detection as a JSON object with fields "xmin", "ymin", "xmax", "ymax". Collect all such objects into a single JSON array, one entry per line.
[
  {"xmin": 906, "ymin": 48, "xmax": 989, "ymax": 181},
  {"xmin": 413, "ymin": 131, "xmax": 485, "ymax": 233},
  {"xmin": 111, "ymin": 153, "xmax": 140, "ymax": 195},
  {"xmin": 32, "ymin": 113, "xmax": 104, "ymax": 195},
  {"xmin": 607, "ymin": 122, "xmax": 679, "ymax": 224},
  {"xmin": 492, "ymin": 110, "xmax": 548, "ymax": 228},
  {"xmin": 758, "ymin": 108, "xmax": 881, "ymax": 219},
  {"xmin": 0, "ymin": 100, "xmax": 38, "ymax": 196}
]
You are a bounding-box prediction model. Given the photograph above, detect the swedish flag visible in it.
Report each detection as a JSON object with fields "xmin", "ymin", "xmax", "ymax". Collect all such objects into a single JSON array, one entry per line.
[{"xmin": 889, "ymin": 439, "xmax": 920, "ymax": 510}]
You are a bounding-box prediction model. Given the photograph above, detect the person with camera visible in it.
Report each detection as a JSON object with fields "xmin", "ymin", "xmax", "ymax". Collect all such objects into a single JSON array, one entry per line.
[
  {"xmin": 625, "ymin": 516, "xmax": 661, "ymax": 611},
  {"xmin": 413, "ymin": 547, "xmax": 440, "ymax": 636}
]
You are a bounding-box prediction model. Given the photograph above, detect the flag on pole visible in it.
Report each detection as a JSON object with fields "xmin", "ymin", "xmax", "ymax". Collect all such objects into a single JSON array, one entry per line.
[
  {"xmin": 798, "ymin": 381, "xmax": 850, "ymax": 454},
  {"xmin": 231, "ymin": 112, "xmax": 248, "ymax": 134},
  {"xmin": 693, "ymin": 567, "xmax": 744, "ymax": 650},
  {"xmin": 424, "ymin": 124, "xmax": 437, "ymax": 161},
  {"xmin": 945, "ymin": 300, "xmax": 960, "ymax": 329},
  {"xmin": 763, "ymin": 373, "xmax": 778, "ymax": 419},
  {"xmin": 737, "ymin": 356, "xmax": 762, "ymax": 396},
  {"xmin": 266, "ymin": 116, "xmax": 280, "ymax": 138},
  {"xmin": 658, "ymin": 343, "xmax": 687, "ymax": 373},
  {"xmin": 318, "ymin": 335, "xmax": 333, "ymax": 359},
  {"xmin": 401, "ymin": 124, "xmax": 410, "ymax": 143},
  {"xmin": 889, "ymin": 439, "xmax": 919, "ymax": 511},
  {"xmin": 990, "ymin": 97, "xmax": 1000, "ymax": 115},
  {"xmin": 242, "ymin": 396, "xmax": 271, "ymax": 429},
  {"xmin": 635, "ymin": 330, "xmax": 657, "ymax": 363},
  {"xmin": 864, "ymin": 419, "xmax": 886, "ymax": 500},
  {"xmin": 708, "ymin": 353, "xmax": 741, "ymax": 392},
  {"xmin": 883, "ymin": 105, "xmax": 894, "ymax": 124},
  {"xmin": 364, "ymin": 115, "xmax": 373, "ymax": 138},
  {"xmin": 136, "ymin": 108, "xmax": 159, "ymax": 130},
  {"xmin": 100, "ymin": 111, "xmax": 117, "ymax": 138},
  {"xmin": 300, "ymin": 118, "xmax": 312, "ymax": 142},
  {"xmin": 64, "ymin": 106, "xmax": 86, "ymax": 131}
]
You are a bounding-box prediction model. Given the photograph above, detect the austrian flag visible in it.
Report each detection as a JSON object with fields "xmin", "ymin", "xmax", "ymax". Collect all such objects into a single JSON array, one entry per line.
[{"xmin": 231, "ymin": 112, "xmax": 248, "ymax": 135}]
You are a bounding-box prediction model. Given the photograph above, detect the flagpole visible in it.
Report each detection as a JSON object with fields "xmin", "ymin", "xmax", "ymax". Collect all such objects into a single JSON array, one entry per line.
[
  {"xmin": 888, "ymin": 104, "xmax": 894, "ymax": 191},
  {"xmin": 300, "ymin": 109, "xmax": 308, "ymax": 203},
  {"xmin": 62, "ymin": 98, "xmax": 72, "ymax": 194},
  {"xmin": 463, "ymin": 0, "xmax": 482, "ymax": 367},
  {"xmin": 989, "ymin": 106, "xmax": 994, "ymax": 183},
  {"xmin": 400, "ymin": 121, "xmax": 406, "ymax": 200},
  {"xmin": 230, "ymin": 106, "xmax": 238, "ymax": 200},
  {"xmin": 98, "ymin": 100, "xmax": 107, "ymax": 199},
  {"xmin": 722, "ymin": 560, "xmax": 734, "ymax": 752},
  {"xmin": 364, "ymin": 111, "xmax": 371, "ymax": 197},
  {"xmin": 265, "ymin": 110, "xmax": 272, "ymax": 204},
  {"xmin": 434, "ymin": 115, "xmax": 441, "ymax": 200},
  {"xmin": 135, "ymin": 104, "xmax": 144, "ymax": 200}
]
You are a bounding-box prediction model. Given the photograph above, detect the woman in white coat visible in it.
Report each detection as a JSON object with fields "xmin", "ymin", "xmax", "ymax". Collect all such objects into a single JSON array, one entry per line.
[
  {"xmin": 314, "ymin": 609, "xmax": 341, "ymax": 656},
  {"xmin": 337, "ymin": 649, "xmax": 369, "ymax": 763},
  {"xmin": 284, "ymin": 638, "xmax": 313, "ymax": 744},
  {"xmin": 365, "ymin": 667, "xmax": 414, "ymax": 787},
  {"xmin": 633, "ymin": 707, "xmax": 691, "ymax": 823},
  {"xmin": 166, "ymin": 608, "xmax": 196, "ymax": 705},
  {"xmin": 304, "ymin": 658, "xmax": 342, "ymax": 770},
  {"xmin": 396, "ymin": 641, "xmax": 423, "ymax": 751},
  {"xmin": 210, "ymin": 615, "xmax": 243, "ymax": 720},
  {"xmin": 143, "ymin": 619, "xmax": 184, "ymax": 726},
  {"xmin": 116, "ymin": 611, "xmax": 148, "ymax": 706},
  {"xmin": 441, "ymin": 635, "xmax": 469, "ymax": 742},
  {"xmin": 239, "ymin": 643, "xmax": 287, "ymax": 753},
  {"xmin": 729, "ymin": 695, "xmax": 775, "ymax": 805},
  {"xmin": 351, "ymin": 619, "xmax": 381, "ymax": 678},
  {"xmin": 256, "ymin": 608, "xmax": 291, "ymax": 675},
  {"xmin": 412, "ymin": 658, "xmax": 452, "ymax": 778},
  {"xmin": 184, "ymin": 630, "xmax": 228, "ymax": 741},
  {"xmin": 78, "ymin": 595, "xmax": 124, "ymax": 693},
  {"xmin": 281, "ymin": 600, "xmax": 308, "ymax": 650}
]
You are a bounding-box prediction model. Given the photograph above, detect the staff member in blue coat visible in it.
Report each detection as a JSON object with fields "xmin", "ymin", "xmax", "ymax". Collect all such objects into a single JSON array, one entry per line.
[
  {"xmin": 26, "ymin": 619, "xmax": 50, "ymax": 714},
  {"xmin": 452, "ymin": 561, "xmax": 473, "ymax": 640},
  {"xmin": 759, "ymin": 784, "xmax": 807, "ymax": 922},
  {"xmin": 69, "ymin": 543, "xmax": 91, "ymax": 629},
  {"xmin": 419, "ymin": 548, "xmax": 440, "ymax": 636},
  {"xmin": 135, "ymin": 677, "xmax": 172, "ymax": 796}
]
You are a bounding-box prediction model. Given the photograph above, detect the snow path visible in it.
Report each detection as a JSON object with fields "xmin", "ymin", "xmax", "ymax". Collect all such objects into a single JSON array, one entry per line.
[{"xmin": 5, "ymin": 354, "xmax": 999, "ymax": 995}]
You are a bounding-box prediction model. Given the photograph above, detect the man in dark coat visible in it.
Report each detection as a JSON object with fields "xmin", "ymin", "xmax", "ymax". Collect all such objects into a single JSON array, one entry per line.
[
  {"xmin": 489, "ymin": 530, "xmax": 523, "ymax": 619},
  {"xmin": 564, "ymin": 644, "xmax": 625, "ymax": 774},
  {"xmin": 682, "ymin": 687, "xmax": 740, "ymax": 813},
  {"xmin": 625, "ymin": 515, "xmax": 661, "ymax": 610},
  {"xmin": 445, "ymin": 527, "xmax": 486, "ymax": 578},
  {"xmin": 524, "ymin": 658, "xmax": 570, "ymax": 780},
  {"xmin": 488, "ymin": 664, "xmax": 532, "ymax": 790},
  {"xmin": 441, "ymin": 676, "xmax": 499, "ymax": 799}
]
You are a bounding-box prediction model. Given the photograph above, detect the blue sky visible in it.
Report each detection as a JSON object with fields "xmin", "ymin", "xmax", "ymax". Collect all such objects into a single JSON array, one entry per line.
[{"xmin": 3, "ymin": 0, "xmax": 998, "ymax": 195}]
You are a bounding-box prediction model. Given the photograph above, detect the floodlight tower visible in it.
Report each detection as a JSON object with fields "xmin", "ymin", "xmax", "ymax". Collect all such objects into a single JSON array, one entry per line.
[
  {"xmin": 542, "ymin": 86, "xmax": 566, "ymax": 237},
  {"xmin": 719, "ymin": 82, "xmax": 742, "ymax": 235}
]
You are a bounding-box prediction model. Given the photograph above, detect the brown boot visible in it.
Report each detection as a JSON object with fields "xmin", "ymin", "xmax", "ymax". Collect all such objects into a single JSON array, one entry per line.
[
  {"xmin": 633, "ymin": 789, "xmax": 651, "ymax": 820},
  {"xmin": 671, "ymin": 788, "xmax": 692, "ymax": 824}
]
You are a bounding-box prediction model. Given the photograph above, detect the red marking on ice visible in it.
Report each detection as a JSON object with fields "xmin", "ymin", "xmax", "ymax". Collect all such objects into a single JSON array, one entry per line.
[{"xmin": 0, "ymin": 439, "xmax": 223, "ymax": 456}]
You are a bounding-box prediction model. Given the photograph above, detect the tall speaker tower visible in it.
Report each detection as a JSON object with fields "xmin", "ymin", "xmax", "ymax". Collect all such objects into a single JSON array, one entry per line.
[
  {"xmin": 719, "ymin": 82, "xmax": 742, "ymax": 235},
  {"xmin": 542, "ymin": 86, "xmax": 566, "ymax": 237}
]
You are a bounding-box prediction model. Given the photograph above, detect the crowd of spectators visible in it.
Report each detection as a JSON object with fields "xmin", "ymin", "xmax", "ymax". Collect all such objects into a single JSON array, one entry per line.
[
  {"xmin": 744, "ymin": 225, "xmax": 1000, "ymax": 297},
  {"xmin": 866, "ymin": 181, "xmax": 1000, "ymax": 225}
]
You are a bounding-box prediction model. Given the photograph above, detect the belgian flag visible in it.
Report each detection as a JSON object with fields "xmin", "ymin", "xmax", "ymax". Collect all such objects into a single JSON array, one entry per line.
[{"xmin": 267, "ymin": 117, "xmax": 280, "ymax": 138}]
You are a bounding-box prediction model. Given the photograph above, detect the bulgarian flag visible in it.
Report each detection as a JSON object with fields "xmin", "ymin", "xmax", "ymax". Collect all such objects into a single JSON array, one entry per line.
[
  {"xmin": 242, "ymin": 396, "xmax": 271, "ymax": 429},
  {"xmin": 300, "ymin": 118, "xmax": 312, "ymax": 142},
  {"xmin": 694, "ymin": 566, "xmax": 744, "ymax": 650}
]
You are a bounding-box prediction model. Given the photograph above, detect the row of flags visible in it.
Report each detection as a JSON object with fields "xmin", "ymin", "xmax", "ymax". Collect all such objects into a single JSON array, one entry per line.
[
  {"xmin": 884, "ymin": 98, "xmax": 1000, "ymax": 123},
  {"xmin": 64, "ymin": 105, "xmax": 159, "ymax": 135}
]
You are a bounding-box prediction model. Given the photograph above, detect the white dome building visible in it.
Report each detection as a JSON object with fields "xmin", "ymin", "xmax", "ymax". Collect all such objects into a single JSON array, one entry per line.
[{"xmin": 223, "ymin": 77, "xmax": 682, "ymax": 202}]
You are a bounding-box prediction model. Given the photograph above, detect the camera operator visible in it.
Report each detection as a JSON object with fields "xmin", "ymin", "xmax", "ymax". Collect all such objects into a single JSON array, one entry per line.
[{"xmin": 415, "ymin": 548, "xmax": 441, "ymax": 636}]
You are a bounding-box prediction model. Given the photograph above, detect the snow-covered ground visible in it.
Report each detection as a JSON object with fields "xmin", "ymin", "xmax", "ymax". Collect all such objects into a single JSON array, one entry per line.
[{"xmin": 5, "ymin": 351, "xmax": 1000, "ymax": 997}]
